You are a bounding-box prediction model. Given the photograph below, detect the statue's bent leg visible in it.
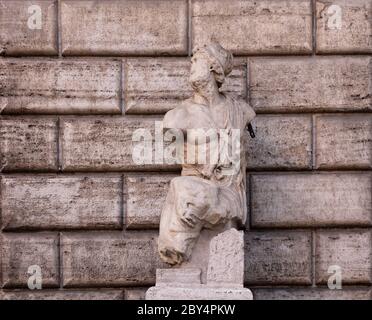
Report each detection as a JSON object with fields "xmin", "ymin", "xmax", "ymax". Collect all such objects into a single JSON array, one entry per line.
[{"xmin": 158, "ymin": 176, "xmax": 233, "ymax": 265}]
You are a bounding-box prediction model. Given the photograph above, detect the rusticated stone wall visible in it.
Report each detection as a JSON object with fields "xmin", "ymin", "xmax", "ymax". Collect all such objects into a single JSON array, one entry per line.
[{"xmin": 0, "ymin": 0, "xmax": 371, "ymax": 300}]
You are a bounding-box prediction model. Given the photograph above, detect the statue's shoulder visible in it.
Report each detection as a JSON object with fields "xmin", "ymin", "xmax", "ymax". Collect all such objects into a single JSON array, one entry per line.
[
  {"xmin": 227, "ymin": 96, "xmax": 256, "ymax": 124},
  {"xmin": 162, "ymin": 102, "xmax": 190, "ymax": 130},
  {"xmin": 163, "ymin": 99, "xmax": 215, "ymax": 130}
]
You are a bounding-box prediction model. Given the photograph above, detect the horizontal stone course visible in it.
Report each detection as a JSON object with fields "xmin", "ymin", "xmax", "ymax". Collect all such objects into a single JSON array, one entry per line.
[
  {"xmin": 61, "ymin": 0, "xmax": 188, "ymax": 55},
  {"xmin": 192, "ymin": 0, "xmax": 312, "ymax": 55},
  {"xmin": 60, "ymin": 115, "xmax": 312, "ymax": 171},
  {"xmin": 1, "ymin": 175, "xmax": 122, "ymax": 230},
  {"xmin": 249, "ymin": 57, "xmax": 371, "ymax": 113},
  {"xmin": 0, "ymin": 0, "xmax": 57, "ymax": 56},
  {"xmin": 125, "ymin": 172, "xmax": 371, "ymax": 229},
  {"xmin": 0, "ymin": 118, "xmax": 58, "ymax": 171},
  {"xmin": 251, "ymin": 173, "xmax": 372, "ymax": 228},
  {"xmin": 0, "ymin": 59, "xmax": 121, "ymax": 114}
]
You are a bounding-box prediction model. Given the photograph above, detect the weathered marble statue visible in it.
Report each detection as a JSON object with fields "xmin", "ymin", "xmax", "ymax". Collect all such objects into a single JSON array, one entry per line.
[{"xmin": 147, "ymin": 42, "xmax": 255, "ymax": 300}]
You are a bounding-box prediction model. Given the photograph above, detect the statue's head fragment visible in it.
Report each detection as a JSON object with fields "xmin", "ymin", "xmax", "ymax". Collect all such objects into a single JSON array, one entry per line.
[{"xmin": 190, "ymin": 41, "xmax": 233, "ymax": 89}]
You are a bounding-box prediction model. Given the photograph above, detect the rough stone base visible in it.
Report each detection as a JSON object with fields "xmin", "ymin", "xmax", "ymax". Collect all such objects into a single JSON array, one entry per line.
[
  {"xmin": 146, "ymin": 285, "xmax": 253, "ymax": 300},
  {"xmin": 147, "ymin": 229, "xmax": 253, "ymax": 300}
]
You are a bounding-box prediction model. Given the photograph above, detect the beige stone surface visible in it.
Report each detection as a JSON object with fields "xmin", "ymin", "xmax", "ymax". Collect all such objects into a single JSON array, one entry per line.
[
  {"xmin": 0, "ymin": 0, "xmax": 57, "ymax": 55},
  {"xmin": 124, "ymin": 174, "xmax": 176, "ymax": 229},
  {"xmin": 1, "ymin": 233, "xmax": 59, "ymax": 288},
  {"xmin": 0, "ymin": 118, "xmax": 58, "ymax": 171},
  {"xmin": 316, "ymin": 0, "xmax": 372, "ymax": 53},
  {"xmin": 251, "ymin": 173, "xmax": 372, "ymax": 228},
  {"xmin": 246, "ymin": 115, "xmax": 312, "ymax": 169},
  {"xmin": 315, "ymin": 230, "xmax": 372, "ymax": 284},
  {"xmin": 0, "ymin": 59, "xmax": 121, "ymax": 114},
  {"xmin": 61, "ymin": 0, "xmax": 188, "ymax": 55},
  {"xmin": 192, "ymin": 0, "xmax": 312, "ymax": 55},
  {"xmin": 1, "ymin": 175, "xmax": 122, "ymax": 230},
  {"xmin": 61, "ymin": 231, "xmax": 166, "ymax": 287},
  {"xmin": 245, "ymin": 231, "xmax": 312, "ymax": 285},
  {"xmin": 253, "ymin": 288, "xmax": 372, "ymax": 300},
  {"xmin": 0, "ymin": 290, "xmax": 123, "ymax": 300},
  {"xmin": 315, "ymin": 115, "xmax": 372, "ymax": 169},
  {"xmin": 249, "ymin": 57, "xmax": 371, "ymax": 112},
  {"xmin": 125, "ymin": 58, "xmax": 246, "ymax": 114}
]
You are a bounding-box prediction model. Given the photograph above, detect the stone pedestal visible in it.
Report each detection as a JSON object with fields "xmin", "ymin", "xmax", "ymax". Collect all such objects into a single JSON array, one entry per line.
[{"xmin": 146, "ymin": 228, "xmax": 253, "ymax": 300}]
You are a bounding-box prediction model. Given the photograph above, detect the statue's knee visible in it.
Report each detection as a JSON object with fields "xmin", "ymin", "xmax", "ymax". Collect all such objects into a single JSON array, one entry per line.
[{"xmin": 180, "ymin": 202, "xmax": 199, "ymax": 228}]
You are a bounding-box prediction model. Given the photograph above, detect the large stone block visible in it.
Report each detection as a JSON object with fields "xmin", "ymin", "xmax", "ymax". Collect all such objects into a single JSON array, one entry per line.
[
  {"xmin": 315, "ymin": 115, "xmax": 372, "ymax": 169},
  {"xmin": 251, "ymin": 173, "xmax": 372, "ymax": 228},
  {"xmin": 0, "ymin": 0, "xmax": 57, "ymax": 55},
  {"xmin": 60, "ymin": 117, "xmax": 177, "ymax": 171},
  {"xmin": 124, "ymin": 58, "xmax": 246, "ymax": 114},
  {"xmin": 315, "ymin": 230, "xmax": 372, "ymax": 284},
  {"xmin": 192, "ymin": 0, "xmax": 312, "ymax": 55},
  {"xmin": 249, "ymin": 57, "xmax": 371, "ymax": 112},
  {"xmin": 0, "ymin": 59, "xmax": 121, "ymax": 114},
  {"xmin": 246, "ymin": 115, "xmax": 312, "ymax": 169},
  {"xmin": 316, "ymin": 0, "xmax": 372, "ymax": 53},
  {"xmin": 245, "ymin": 231, "xmax": 312, "ymax": 285},
  {"xmin": 61, "ymin": 231, "xmax": 166, "ymax": 287},
  {"xmin": 61, "ymin": 0, "xmax": 188, "ymax": 55},
  {"xmin": 1, "ymin": 233, "xmax": 59, "ymax": 288},
  {"xmin": 1, "ymin": 175, "xmax": 122, "ymax": 230},
  {"xmin": 0, "ymin": 118, "xmax": 58, "ymax": 171},
  {"xmin": 207, "ymin": 229, "xmax": 244, "ymax": 287}
]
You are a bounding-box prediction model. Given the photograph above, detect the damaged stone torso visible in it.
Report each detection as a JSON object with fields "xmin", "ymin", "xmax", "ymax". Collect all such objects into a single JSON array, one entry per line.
[{"xmin": 159, "ymin": 94, "xmax": 255, "ymax": 265}]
